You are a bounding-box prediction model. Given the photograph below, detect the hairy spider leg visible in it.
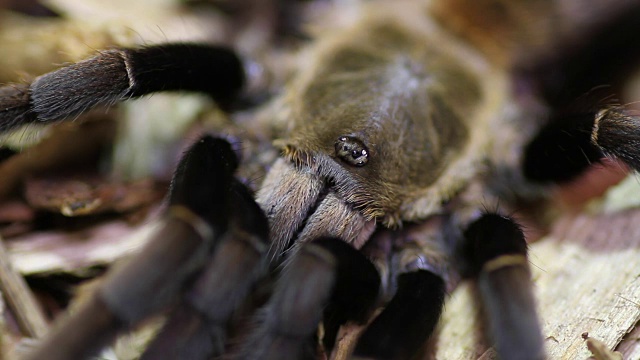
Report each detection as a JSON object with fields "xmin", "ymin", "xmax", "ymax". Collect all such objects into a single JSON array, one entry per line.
[
  {"xmin": 24, "ymin": 136, "xmax": 239, "ymax": 360},
  {"xmin": 353, "ymin": 272, "xmax": 446, "ymax": 360},
  {"xmin": 352, "ymin": 224, "xmax": 448, "ymax": 360},
  {"xmin": 460, "ymin": 213, "xmax": 545, "ymax": 360},
  {"xmin": 518, "ymin": 2, "xmax": 640, "ymax": 185},
  {"xmin": 0, "ymin": 43, "xmax": 246, "ymax": 132},
  {"xmin": 236, "ymin": 237, "xmax": 380, "ymax": 360},
  {"xmin": 141, "ymin": 181, "xmax": 270, "ymax": 360},
  {"xmin": 524, "ymin": 96, "xmax": 640, "ymax": 184},
  {"xmin": 318, "ymin": 236, "xmax": 382, "ymax": 354}
]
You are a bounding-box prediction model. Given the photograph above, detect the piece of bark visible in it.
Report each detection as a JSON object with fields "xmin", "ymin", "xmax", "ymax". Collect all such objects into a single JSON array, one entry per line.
[
  {"xmin": 5, "ymin": 210, "xmax": 160, "ymax": 276},
  {"xmin": 586, "ymin": 337, "xmax": 623, "ymax": 360},
  {"xmin": 0, "ymin": 117, "xmax": 117, "ymax": 200},
  {"xmin": 0, "ymin": 235, "xmax": 47, "ymax": 338},
  {"xmin": 24, "ymin": 176, "xmax": 161, "ymax": 217}
]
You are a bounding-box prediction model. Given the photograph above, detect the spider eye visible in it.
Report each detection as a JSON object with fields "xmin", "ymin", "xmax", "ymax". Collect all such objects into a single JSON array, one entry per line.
[{"xmin": 335, "ymin": 136, "xmax": 369, "ymax": 167}]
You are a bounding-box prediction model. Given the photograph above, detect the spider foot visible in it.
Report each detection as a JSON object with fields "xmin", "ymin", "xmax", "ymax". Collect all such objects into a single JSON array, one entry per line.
[
  {"xmin": 460, "ymin": 213, "xmax": 545, "ymax": 360},
  {"xmin": 237, "ymin": 237, "xmax": 380, "ymax": 360},
  {"xmin": 352, "ymin": 270, "xmax": 445, "ymax": 360},
  {"xmin": 348, "ymin": 223, "xmax": 449, "ymax": 360}
]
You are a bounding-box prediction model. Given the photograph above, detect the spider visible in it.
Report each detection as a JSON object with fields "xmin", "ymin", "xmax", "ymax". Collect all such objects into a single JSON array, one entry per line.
[{"xmin": 1, "ymin": 0, "xmax": 640, "ymax": 359}]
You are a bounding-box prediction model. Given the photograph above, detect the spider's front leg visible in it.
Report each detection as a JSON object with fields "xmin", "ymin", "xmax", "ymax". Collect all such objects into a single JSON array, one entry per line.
[
  {"xmin": 235, "ymin": 236, "xmax": 380, "ymax": 360},
  {"xmin": 0, "ymin": 43, "xmax": 246, "ymax": 132},
  {"xmin": 139, "ymin": 175, "xmax": 270, "ymax": 360},
  {"xmin": 459, "ymin": 213, "xmax": 545, "ymax": 360},
  {"xmin": 22, "ymin": 135, "xmax": 267, "ymax": 360},
  {"xmin": 349, "ymin": 221, "xmax": 449, "ymax": 360}
]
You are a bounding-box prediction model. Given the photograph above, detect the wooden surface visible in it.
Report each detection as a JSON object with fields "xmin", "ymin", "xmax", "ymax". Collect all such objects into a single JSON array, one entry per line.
[{"xmin": 0, "ymin": 236, "xmax": 47, "ymax": 339}]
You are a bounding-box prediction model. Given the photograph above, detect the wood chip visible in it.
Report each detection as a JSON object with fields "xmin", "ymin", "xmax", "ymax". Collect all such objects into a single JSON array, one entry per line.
[
  {"xmin": 586, "ymin": 337, "xmax": 623, "ymax": 360},
  {"xmin": 0, "ymin": 235, "xmax": 47, "ymax": 338}
]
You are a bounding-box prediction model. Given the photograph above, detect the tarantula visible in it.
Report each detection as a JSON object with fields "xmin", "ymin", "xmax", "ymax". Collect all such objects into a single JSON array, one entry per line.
[{"xmin": 2, "ymin": 0, "xmax": 640, "ymax": 359}]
